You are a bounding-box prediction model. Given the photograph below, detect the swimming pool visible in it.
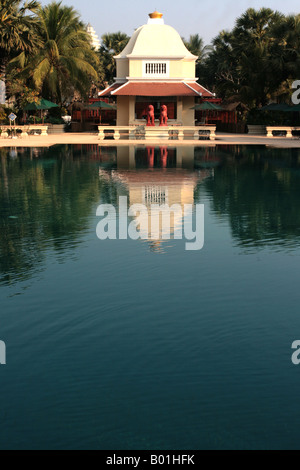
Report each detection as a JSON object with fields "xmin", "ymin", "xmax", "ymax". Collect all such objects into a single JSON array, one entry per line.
[{"xmin": 0, "ymin": 144, "xmax": 300, "ymax": 449}]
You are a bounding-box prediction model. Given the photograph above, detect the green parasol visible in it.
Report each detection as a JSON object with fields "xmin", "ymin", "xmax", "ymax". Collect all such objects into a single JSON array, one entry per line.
[
  {"xmin": 88, "ymin": 101, "xmax": 116, "ymax": 124},
  {"xmin": 191, "ymin": 101, "xmax": 224, "ymax": 124},
  {"xmin": 191, "ymin": 102, "xmax": 224, "ymax": 111},
  {"xmin": 89, "ymin": 101, "xmax": 116, "ymax": 110},
  {"xmin": 285, "ymin": 104, "xmax": 300, "ymax": 112},
  {"xmin": 24, "ymin": 99, "xmax": 59, "ymax": 111},
  {"xmin": 259, "ymin": 103, "xmax": 292, "ymax": 111},
  {"xmin": 24, "ymin": 99, "xmax": 59, "ymax": 124}
]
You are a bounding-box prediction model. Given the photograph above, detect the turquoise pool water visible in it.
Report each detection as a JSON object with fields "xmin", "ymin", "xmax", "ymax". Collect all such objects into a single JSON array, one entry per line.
[{"xmin": 0, "ymin": 144, "xmax": 300, "ymax": 450}]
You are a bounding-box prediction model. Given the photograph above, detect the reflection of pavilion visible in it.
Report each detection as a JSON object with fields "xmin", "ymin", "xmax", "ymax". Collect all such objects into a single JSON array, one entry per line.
[
  {"xmin": 117, "ymin": 145, "xmax": 200, "ymax": 170},
  {"xmin": 102, "ymin": 146, "xmax": 212, "ymax": 250}
]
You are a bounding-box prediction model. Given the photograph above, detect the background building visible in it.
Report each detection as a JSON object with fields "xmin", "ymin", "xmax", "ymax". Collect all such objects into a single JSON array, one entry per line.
[
  {"xmin": 0, "ymin": 81, "xmax": 5, "ymax": 104},
  {"xmin": 87, "ymin": 23, "xmax": 101, "ymax": 51}
]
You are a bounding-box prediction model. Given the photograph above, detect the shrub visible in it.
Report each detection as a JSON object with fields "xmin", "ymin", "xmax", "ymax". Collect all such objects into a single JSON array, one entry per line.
[
  {"xmin": 45, "ymin": 117, "xmax": 65, "ymax": 124},
  {"xmin": 0, "ymin": 107, "xmax": 6, "ymax": 123}
]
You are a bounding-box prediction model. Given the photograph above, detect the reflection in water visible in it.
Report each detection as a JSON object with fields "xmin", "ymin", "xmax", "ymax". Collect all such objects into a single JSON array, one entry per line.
[
  {"xmin": 0, "ymin": 145, "xmax": 103, "ymax": 286},
  {"xmin": 1, "ymin": 144, "xmax": 300, "ymax": 285},
  {"xmin": 101, "ymin": 146, "xmax": 211, "ymax": 252},
  {"xmin": 198, "ymin": 145, "xmax": 300, "ymax": 250}
]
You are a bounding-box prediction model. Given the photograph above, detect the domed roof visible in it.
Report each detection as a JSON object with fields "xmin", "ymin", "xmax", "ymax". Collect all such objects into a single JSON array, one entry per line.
[{"xmin": 115, "ymin": 15, "xmax": 197, "ymax": 60}]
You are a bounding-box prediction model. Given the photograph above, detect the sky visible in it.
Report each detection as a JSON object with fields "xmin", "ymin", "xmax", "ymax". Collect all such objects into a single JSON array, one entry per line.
[{"xmin": 39, "ymin": 0, "xmax": 300, "ymax": 44}]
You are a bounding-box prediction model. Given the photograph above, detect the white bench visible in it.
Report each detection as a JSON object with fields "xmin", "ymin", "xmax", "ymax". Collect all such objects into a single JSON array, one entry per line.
[
  {"xmin": 266, "ymin": 126, "xmax": 300, "ymax": 138},
  {"xmin": 27, "ymin": 125, "xmax": 48, "ymax": 136},
  {"xmin": 98, "ymin": 126, "xmax": 136, "ymax": 140},
  {"xmin": 0, "ymin": 126, "xmax": 9, "ymax": 138},
  {"xmin": 0, "ymin": 125, "xmax": 48, "ymax": 138},
  {"xmin": 0, "ymin": 126, "xmax": 26, "ymax": 138},
  {"xmin": 170, "ymin": 126, "xmax": 216, "ymax": 141}
]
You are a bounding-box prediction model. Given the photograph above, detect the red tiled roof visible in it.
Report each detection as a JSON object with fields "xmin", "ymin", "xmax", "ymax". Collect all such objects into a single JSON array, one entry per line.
[
  {"xmin": 110, "ymin": 82, "xmax": 213, "ymax": 97},
  {"xmin": 185, "ymin": 82, "xmax": 213, "ymax": 97},
  {"xmin": 98, "ymin": 83, "xmax": 124, "ymax": 97}
]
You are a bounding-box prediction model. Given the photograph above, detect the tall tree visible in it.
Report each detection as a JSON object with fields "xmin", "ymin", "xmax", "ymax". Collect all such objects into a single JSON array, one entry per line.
[
  {"xmin": 0, "ymin": 0, "xmax": 40, "ymax": 101},
  {"xmin": 184, "ymin": 34, "xmax": 212, "ymax": 61},
  {"xmin": 269, "ymin": 14, "xmax": 300, "ymax": 87},
  {"xmin": 19, "ymin": 1, "xmax": 99, "ymax": 104},
  {"xmin": 184, "ymin": 34, "xmax": 213, "ymax": 80},
  {"xmin": 99, "ymin": 32, "xmax": 130, "ymax": 84},
  {"xmin": 198, "ymin": 8, "xmax": 295, "ymax": 107},
  {"xmin": 198, "ymin": 31, "xmax": 242, "ymax": 99},
  {"xmin": 232, "ymin": 8, "xmax": 284, "ymax": 106}
]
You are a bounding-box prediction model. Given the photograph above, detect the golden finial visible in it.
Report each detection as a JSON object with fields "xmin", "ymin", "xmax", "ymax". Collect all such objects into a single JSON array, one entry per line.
[{"xmin": 149, "ymin": 10, "xmax": 163, "ymax": 19}]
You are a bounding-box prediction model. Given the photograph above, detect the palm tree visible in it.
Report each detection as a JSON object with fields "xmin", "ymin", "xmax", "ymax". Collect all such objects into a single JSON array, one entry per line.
[
  {"xmin": 199, "ymin": 31, "xmax": 242, "ymax": 100},
  {"xmin": 232, "ymin": 8, "xmax": 285, "ymax": 106},
  {"xmin": 272, "ymin": 14, "xmax": 300, "ymax": 80},
  {"xmin": 99, "ymin": 32, "xmax": 130, "ymax": 84},
  {"xmin": 184, "ymin": 34, "xmax": 213, "ymax": 86},
  {"xmin": 184, "ymin": 34, "xmax": 213, "ymax": 62},
  {"xmin": 0, "ymin": 0, "xmax": 40, "ymax": 101},
  {"xmin": 234, "ymin": 8, "xmax": 283, "ymax": 43},
  {"xmin": 200, "ymin": 8, "xmax": 291, "ymax": 107},
  {"xmin": 20, "ymin": 1, "xmax": 99, "ymax": 104}
]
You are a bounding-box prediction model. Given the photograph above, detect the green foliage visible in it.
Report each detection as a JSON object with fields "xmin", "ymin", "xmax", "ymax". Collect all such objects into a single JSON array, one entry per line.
[
  {"xmin": 198, "ymin": 146, "xmax": 300, "ymax": 249},
  {"xmin": 99, "ymin": 32, "xmax": 130, "ymax": 84},
  {"xmin": 13, "ymin": 2, "xmax": 99, "ymax": 105},
  {"xmin": 184, "ymin": 35, "xmax": 213, "ymax": 62},
  {"xmin": 5, "ymin": 73, "xmax": 40, "ymax": 109},
  {"xmin": 0, "ymin": 106, "xmax": 6, "ymax": 123},
  {"xmin": 45, "ymin": 116, "xmax": 64, "ymax": 124},
  {"xmin": 0, "ymin": 146, "xmax": 102, "ymax": 285},
  {"xmin": 0, "ymin": 105, "xmax": 17, "ymax": 123},
  {"xmin": 0, "ymin": 0, "xmax": 40, "ymax": 64},
  {"xmin": 3, "ymin": 3, "xmax": 300, "ymax": 119},
  {"xmin": 48, "ymin": 106, "xmax": 62, "ymax": 119},
  {"xmin": 199, "ymin": 8, "xmax": 300, "ymax": 112},
  {"xmin": 28, "ymin": 115, "xmax": 41, "ymax": 123},
  {"xmin": 246, "ymin": 109, "xmax": 293, "ymax": 125},
  {"xmin": 0, "ymin": 0, "xmax": 40, "ymax": 104}
]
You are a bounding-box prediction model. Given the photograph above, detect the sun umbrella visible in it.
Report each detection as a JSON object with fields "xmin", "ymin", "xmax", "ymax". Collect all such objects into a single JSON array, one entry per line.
[
  {"xmin": 191, "ymin": 102, "xmax": 224, "ymax": 111},
  {"xmin": 259, "ymin": 103, "xmax": 292, "ymax": 111},
  {"xmin": 24, "ymin": 99, "xmax": 59, "ymax": 124},
  {"xmin": 191, "ymin": 102, "xmax": 224, "ymax": 124},
  {"xmin": 24, "ymin": 99, "xmax": 59, "ymax": 111},
  {"xmin": 89, "ymin": 101, "xmax": 116, "ymax": 110},
  {"xmin": 88, "ymin": 101, "xmax": 116, "ymax": 124},
  {"xmin": 285, "ymin": 104, "xmax": 300, "ymax": 112}
]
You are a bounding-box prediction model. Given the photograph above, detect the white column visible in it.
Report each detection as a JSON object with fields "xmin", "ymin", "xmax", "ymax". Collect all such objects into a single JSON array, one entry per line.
[
  {"xmin": 129, "ymin": 97, "xmax": 135, "ymax": 125},
  {"xmin": 177, "ymin": 97, "xmax": 183, "ymax": 125}
]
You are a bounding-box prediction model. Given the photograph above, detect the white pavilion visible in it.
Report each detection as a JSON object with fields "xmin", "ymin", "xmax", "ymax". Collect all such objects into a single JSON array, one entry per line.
[{"xmin": 99, "ymin": 11, "xmax": 214, "ymax": 127}]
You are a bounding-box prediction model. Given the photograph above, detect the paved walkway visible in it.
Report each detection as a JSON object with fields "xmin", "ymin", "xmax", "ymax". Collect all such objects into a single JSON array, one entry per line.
[{"xmin": 1, "ymin": 132, "xmax": 300, "ymax": 148}]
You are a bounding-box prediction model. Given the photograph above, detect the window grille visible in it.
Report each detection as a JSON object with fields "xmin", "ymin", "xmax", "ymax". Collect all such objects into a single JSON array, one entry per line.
[{"xmin": 145, "ymin": 63, "xmax": 167, "ymax": 75}]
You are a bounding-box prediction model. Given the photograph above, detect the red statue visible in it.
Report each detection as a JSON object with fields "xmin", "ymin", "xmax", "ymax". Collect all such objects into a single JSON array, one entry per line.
[
  {"xmin": 160, "ymin": 146, "xmax": 168, "ymax": 168},
  {"xmin": 147, "ymin": 105, "xmax": 155, "ymax": 126},
  {"xmin": 159, "ymin": 105, "xmax": 168, "ymax": 126},
  {"xmin": 147, "ymin": 147, "xmax": 155, "ymax": 167}
]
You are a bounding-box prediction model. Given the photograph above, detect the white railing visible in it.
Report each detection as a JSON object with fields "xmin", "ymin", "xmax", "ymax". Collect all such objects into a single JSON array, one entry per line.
[
  {"xmin": 98, "ymin": 125, "xmax": 217, "ymax": 141},
  {"xmin": 266, "ymin": 126, "xmax": 300, "ymax": 138},
  {"xmin": 0, "ymin": 125, "xmax": 48, "ymax": 138}
]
